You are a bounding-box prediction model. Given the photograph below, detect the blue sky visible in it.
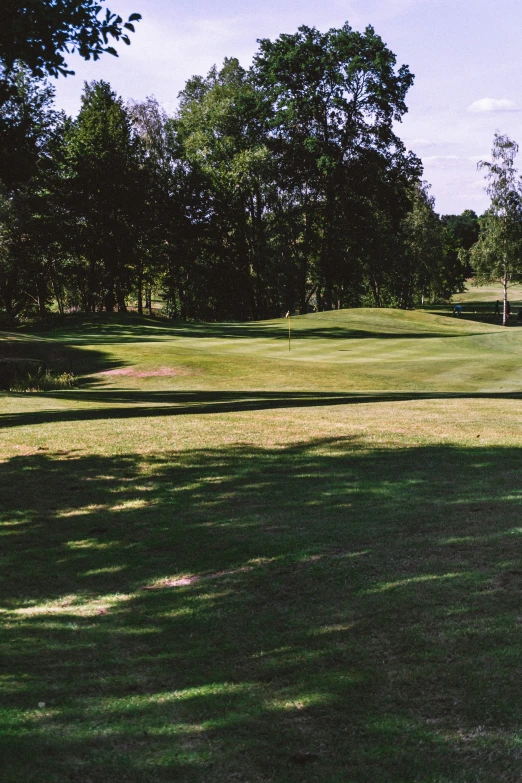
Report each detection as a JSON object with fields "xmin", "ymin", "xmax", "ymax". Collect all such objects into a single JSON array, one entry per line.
[{"xmin": 52, "ymin": 0, "xmax": 522, "ymax": 215}]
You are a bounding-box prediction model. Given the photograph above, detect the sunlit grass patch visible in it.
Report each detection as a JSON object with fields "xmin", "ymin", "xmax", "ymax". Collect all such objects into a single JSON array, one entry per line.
[
  {"xmin": 366, "ymin": 572, "xmax": 469, "ymax": 594},
  {"xmin": 265, "ymin": 691, "xmax": 333, "ymax": 711},
  {"xmin": 5, "ymin": 592, "xmax": 135, "ymax": 617},
  {"xmin": 57, "ymin": 504, "xmax": 106, "ymax": 518}
]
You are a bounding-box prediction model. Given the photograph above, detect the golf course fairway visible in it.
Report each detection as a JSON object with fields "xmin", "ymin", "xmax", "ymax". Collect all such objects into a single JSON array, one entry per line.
[{"xmin": 2, "ymin": 303, "xmax": 522, "ymax": 783}]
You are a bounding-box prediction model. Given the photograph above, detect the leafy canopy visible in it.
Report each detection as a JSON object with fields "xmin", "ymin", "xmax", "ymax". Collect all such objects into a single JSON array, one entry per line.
[{"xmin": 0, "ymin": 1, "xmax": 141, "ymax": 79}]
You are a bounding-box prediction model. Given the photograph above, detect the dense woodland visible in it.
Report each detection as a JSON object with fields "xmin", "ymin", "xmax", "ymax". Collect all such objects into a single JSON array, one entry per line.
[{"xmin": 0, "ymin": 23, "xmax": 479, "ymax": 322}]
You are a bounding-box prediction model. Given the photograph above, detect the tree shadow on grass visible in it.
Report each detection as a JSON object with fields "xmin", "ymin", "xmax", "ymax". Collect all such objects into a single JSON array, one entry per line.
[
  {"xmin": 2, "ymin": 439, "xmax": 522, "ymax": 782},
  {"xmin": 0, "ymin": 337, "xmax": 125, "ymax": 377},
  {"xmin": 425, "ymin": 299, "xmax": 522, "ymax": 327},
  {"xmin": 14, "ymin": 312, "xmax": 495, "ymax": 344},
  {"xmin": 2, "ymin": 389, "xmax": 522, "ymax": 430}
]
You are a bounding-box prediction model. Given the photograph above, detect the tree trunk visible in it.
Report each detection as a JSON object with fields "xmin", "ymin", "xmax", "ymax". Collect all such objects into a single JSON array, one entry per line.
[
  {"xmin": 48, "ymin": 263, "xmax": 64, "ymax": 315},
  {"xmin": 503, "ymin": 269, "xmax": 508, "ymax": 327},
  {"xmin": 117, "ymin": 289, "xmax": 127, "ymax": 313},
  {"xmin": 370, "ymin": 278, "xmax": 382, "ymax": 308},
  {"xmin": 105, "ymin": 291, "xmax": 115, "ymax": 312},
  {"xmin": 137, "ymin": 274, "xmax": 143, "ymax": 315},
  {"xmin": 37, "ymin": 278, "xmax": 47, "ymax": 316},
  {"xmin": 298, "ymin": 256, "xmax": 308, "ymax": 314}
]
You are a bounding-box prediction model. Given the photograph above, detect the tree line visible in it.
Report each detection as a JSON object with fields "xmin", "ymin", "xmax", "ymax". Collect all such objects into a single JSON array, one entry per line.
[{"xmin": 0, "ymin": 22, "xmax": 476, "ymax": 322}]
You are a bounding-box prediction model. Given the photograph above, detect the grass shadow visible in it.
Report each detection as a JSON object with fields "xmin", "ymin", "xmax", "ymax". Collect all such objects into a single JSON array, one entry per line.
[
  {"xmin": 2, "ymin": 389, "xmax": 522, "ymax": 430},
  {"xmin": 424, "ymin": 299, "xmax": 522, "ymax": 327},
  {"xmin": 0, "ymin": 334, "xmax": 125, "ymax": 377},
  {"xmin": 2, "ymin": 439, "xmax": 522, "ymax": 781}
]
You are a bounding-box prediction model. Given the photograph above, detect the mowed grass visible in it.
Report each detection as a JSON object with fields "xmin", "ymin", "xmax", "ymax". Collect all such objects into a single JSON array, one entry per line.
[
  {"xmin": 2, "ymin": 297, "xmax": 522, "ymax": 783},
  {"xmin": 423, "ymin": 281, "xmax": 522, "ymax": 325}
]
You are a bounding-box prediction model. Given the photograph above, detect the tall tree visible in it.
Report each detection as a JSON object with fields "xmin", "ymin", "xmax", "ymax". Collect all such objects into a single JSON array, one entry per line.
[
  {"xmin": 396, "ymin": 183, "xmax": 461, "ymax": 308},
  {"xmin": 441, "ymin": 210, "xmax": 479, "ymax": 278},
  {"xmin": 470, "ymin": 133, "xmax": 522, "ymax": 326},
  {"xmin": 172, "ymin": 59, "xmax": 274, "ymax": 319},
  {"xmin": 2, "ymin": 20, "xmax": 462, "ymax": 324},
  {"xmin": 0, "ymin": 66, "xmax": 66, "ymax": 318},
  {"xmin": 252, "ymin": 23, "xmax": 421, "ymax": 311},
  {"xmin": 0, "ymin": 64, "xmax": 59, "ymax": 190},
  {"xmin": 61, "ymin": 80, "xmax": 146, "ymax": 311},
  {"xmin": 441, "ymin": 210, "xmax": 480, "ymax": 252},
  {"xmin": 128, "ymin": 96, "xmax": 183, "ymax": 316}
]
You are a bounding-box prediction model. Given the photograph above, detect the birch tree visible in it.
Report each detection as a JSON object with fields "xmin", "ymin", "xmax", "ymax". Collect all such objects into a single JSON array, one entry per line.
[{"xmin": 471, "ymin": 133, "xmax": 522, "ymax": 326}]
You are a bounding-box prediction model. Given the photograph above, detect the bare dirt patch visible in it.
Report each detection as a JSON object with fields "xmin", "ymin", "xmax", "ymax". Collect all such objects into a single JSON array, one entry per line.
[{"xmin": 99, "ymin": 366, "xmax": 192, "ymax": 378}]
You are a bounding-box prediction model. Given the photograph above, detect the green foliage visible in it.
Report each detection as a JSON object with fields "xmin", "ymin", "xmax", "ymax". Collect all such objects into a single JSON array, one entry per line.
[
  {"xmin": 441, "ymin": 210, "xmax": 480, "ymax": 251},
  {"xmin": 469, "ymin": 134, "xmax": 522, "ymax": 325},
  {"xmin": 170, "ymin": 58, "xmax": 275, "ymax": 319},
  {"xmin": 9, "ymin": 367, "xmax": 76, "ymax": 391},
  {"xmin": 0, "ymin": 66, "xmax": 69, "ymax": 318},
  {"xmin": 470, "ymin": 211, "xmax": 519, "ymax": 284},
  {"xmin": 252, "ymin": 23, "xmax": 422, "ymax": 312},
  {"xmin": 0, "ymin": 357, "xmax": 42, "ymax": 389},
  {"xmin": 59, "ymin": 80, "xmax": 148, "ymax": 312},
  {"xmin": 0, "ymin": 1, "xmax": 141, "ymax": 79},
  {"xmin": 396, "ymin": 184, "xmax": 465, "ymax": 306},
  {"xmin": 165, "ymin": 25, "xmax": 433, "ymax": 318},
  {"xmin": 0, "ymin": 357, "xmax": 76, "ymax": 390},
  {"xmin": 0, "ymin": 64, "xmax": 60, "ymax": 190},
  {"xmin": 0, "ymin": 21, "xmax": 470, "ymax": 322},
  {"xmin": 441, "ymin": 210, "xmax": 480, "ymax": 278},
  {"xmin": 0, "ymin": 2, "xmax": 141, "ymax": 189}
]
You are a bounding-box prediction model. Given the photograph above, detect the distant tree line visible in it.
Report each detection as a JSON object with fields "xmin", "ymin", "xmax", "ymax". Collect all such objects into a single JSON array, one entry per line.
[{"xmin": 0, "ymin": 22, "xmax": 474, "ymax": 322}]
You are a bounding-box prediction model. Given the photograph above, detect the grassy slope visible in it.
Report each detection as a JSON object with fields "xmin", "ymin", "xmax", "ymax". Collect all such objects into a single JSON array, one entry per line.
[{"xmin": 2, "ymin": 306, "xmax": 522, "ymax": 783}]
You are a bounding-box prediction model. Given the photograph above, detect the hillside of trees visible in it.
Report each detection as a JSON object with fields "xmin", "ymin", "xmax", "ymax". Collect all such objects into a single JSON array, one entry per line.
[{"xmin": 0, "ymin": 22, "xmax": 476, "ymax": 322}]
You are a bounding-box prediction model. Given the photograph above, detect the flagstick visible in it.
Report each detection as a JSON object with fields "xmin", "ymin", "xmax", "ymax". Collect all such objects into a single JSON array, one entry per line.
[{"xmin": 285, "ymin": 311, "xmax": 291, "ymax": 351}]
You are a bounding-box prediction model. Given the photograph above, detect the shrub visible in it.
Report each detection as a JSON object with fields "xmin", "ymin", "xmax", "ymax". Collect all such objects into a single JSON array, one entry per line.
[
  {"xmin": 0, "ymin": 359, "xmax": 43, "ymax": 390},
  {"xmin": 0, "ymin": 359, "xmax": 77, "ymax": 391}
]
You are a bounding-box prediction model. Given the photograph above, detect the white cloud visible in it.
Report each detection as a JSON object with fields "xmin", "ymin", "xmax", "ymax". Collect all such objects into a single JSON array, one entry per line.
[
  {"xmin": 423, "ymin": 155, "xmax": 473, "ymax": 168},
  {"xmin": 467, "ymin": 98, "xmax": 521, "ymax": 113},
  {"xmin": 424, "ymin": 155, "xmax": 461, "ymax": 161},
  {"xmin": 404, "ymin": 138, "xmax": 444, "ymax": 148}
]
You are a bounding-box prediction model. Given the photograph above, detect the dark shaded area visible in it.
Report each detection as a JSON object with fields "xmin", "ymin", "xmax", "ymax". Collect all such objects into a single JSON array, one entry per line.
[
  {"xmin": 2, "ymin": 439, "xmax": 522, "ymax": 781},
  {"xmin": 425, "ymin": 298, "xmax": 522, "ymax": 326},
  {"xmin": 0, "ymin": 336, "xmax": 124, "ymax": 377},
  {"xmin": 2, "ymin": 388, "xmax": 522, "ymax": 430}
]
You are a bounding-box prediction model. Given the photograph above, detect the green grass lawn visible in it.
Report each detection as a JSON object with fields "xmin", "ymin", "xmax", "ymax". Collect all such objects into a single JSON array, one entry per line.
[
  {"xmin": 423, "ymin": 281, "xmax": 522, "ymax": 325},
  {"xmin": 2, "ymin": 295, "xmax": 522, "ymax": 782}
]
